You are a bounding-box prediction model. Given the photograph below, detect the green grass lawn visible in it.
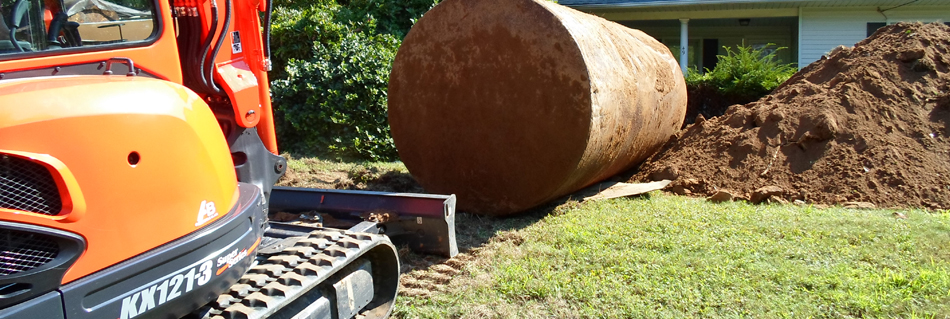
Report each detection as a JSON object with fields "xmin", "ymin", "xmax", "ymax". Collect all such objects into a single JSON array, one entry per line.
[{"xmin": 393, "ymin": 193, "xmax": 950, "ymax": 318}]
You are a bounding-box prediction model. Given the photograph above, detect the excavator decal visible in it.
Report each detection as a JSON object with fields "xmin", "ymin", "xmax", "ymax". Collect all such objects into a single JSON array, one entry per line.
[
  {"xmin": 194, "ymin": 200, "xmax": 219, "ymax": 227},
  {"xmin": 116, "ymin": 236, "xmax": 259, "ymax": 319},
  {"xmin": 215, "ymin": 237, "xmax": 260, "ymax": 275},
  {"xmin": 118, "ymin": 259, "xmax": 215, "ymax": 319}
]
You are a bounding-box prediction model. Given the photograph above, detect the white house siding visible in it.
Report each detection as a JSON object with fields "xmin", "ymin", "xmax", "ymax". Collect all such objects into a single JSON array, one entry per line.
[{"xmin": 799, "ymin": 6, "xmax": 950, "ymax": 67}]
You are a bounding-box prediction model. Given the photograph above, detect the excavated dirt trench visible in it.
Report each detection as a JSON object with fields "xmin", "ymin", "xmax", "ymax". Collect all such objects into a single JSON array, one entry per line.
[{"xmin": 633, "ymin": 22, "xmax": 950, "ymax": 210}]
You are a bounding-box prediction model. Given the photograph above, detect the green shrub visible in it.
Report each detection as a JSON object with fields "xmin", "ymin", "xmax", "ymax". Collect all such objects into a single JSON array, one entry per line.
[
  {"xmin": 687, "ymin": 45, "xmax": 797, "ymax": 99},
  {"xmin": 272, "ymin": 32, "xmax": 401, "ymax": 161},
  {"xmin": 337, "ymin": 0, "xmax": 440, "ymax": 39},
  {"xmin": 269, "ymin": 0, "xmax": 438, "ymax": 161},
  {"xmin": 269, "ymin": 3, "xmax": 347, "ymax": 80},
  {"xmin": 269, "ymin": 0, "xmax": 437, "ymax": 80}
]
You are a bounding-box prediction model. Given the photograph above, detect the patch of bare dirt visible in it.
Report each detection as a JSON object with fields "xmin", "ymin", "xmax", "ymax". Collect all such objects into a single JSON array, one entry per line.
[
  {"xmin": 398, "ymin": 251, "xmax": 473, "ymax": 299},
  {"xmin": 276, "ymin": 167, "xmax": 349, "ymax": 189},
  {"xmin": 395, "ymin": 212, "xmax": 542, "ymax": 299},
  {"xmin": 350, "ymin": 169, "xmax": 425, "ymax": 193},
  {"xmin": 634, "ymin": 22, "xmax": 950, "ymax": 210},
  {"xmin": 276, "ymin": 165, "xmax": 424, "ymax": 192}
]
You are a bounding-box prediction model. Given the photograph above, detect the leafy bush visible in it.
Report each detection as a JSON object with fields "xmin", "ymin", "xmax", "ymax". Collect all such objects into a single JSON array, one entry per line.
[
  {"xmin": 269, "ymin": 4, "xmax": 347, "ymax": 80},
  {"xmin": 337, "ymin": 0, "xmax": 440, "ymax": 39},
  {"xmin": 272, "ymin": 32, "xmax": 400, "ymax": 161},
  {"xmin": 269, "ymin": 0, "xmax": 439, "ymax": 161},
  {"xmin": 687, "ymin": 45, "xmax": 797, "ymax": 99}
]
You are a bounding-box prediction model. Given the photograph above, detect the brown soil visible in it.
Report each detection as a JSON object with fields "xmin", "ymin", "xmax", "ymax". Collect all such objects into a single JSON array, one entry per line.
[
  {"xmin": 277, "ymin": 166, "xmax": 424, "ymax": 193},
  {"xmin": 633, "ymin": 22, "xmax": 950, "ymax": 210},
  {"xmin": 276, "ymin": 168, "xmax": 348, "ymax": 189},
  {"xmin": 682, "ymin": 84, "xmax": 760, "ymax": 128}
]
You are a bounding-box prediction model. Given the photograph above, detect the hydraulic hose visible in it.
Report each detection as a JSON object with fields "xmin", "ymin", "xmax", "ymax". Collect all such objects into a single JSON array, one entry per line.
[
  {"xmin": 198, "ymin": 1, "xmax": 219, "ymax": 94},
  {"xmin": 188, "ymin": 16, "xmax": 203, "ymax": 89},
  {"xmin": 262, "ymin": 0, "xmax": 272, "ymax": 69},
  {"xmin": 205, "ymin": 0, "xmax": 231, "ymax": 94}
]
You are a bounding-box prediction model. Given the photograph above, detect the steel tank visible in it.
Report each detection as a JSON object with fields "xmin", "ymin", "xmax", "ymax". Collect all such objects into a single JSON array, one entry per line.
[{"xmin": 388, "ymin": 0, "xmax": 687, "ymax": 215}]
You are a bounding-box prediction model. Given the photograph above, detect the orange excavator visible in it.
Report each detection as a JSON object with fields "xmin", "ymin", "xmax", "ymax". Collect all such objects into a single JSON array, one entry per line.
[{"xmin": 0, "ymin": 0, "xmax": 456, "ymax": 317}]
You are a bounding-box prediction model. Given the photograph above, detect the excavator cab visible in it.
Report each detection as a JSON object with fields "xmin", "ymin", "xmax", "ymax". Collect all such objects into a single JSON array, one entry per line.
[{"xmin": 0, "ymin": 0, "xmax": 153, "ymax": 53}]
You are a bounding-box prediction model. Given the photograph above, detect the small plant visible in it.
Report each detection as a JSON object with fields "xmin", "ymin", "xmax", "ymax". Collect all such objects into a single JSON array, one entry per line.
[{"xmin": 688, "ymin": 44, "xmax": 797, "ymax": 99}]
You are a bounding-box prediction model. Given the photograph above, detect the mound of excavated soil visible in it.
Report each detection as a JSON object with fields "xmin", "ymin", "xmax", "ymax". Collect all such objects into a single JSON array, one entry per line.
[{"xmin": 633, "ymin": 22, "xmax": 950, "ymax": 210}]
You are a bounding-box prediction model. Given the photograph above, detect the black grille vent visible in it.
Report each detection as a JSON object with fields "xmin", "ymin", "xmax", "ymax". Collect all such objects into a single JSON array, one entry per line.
[
  {"xmin": 0, "ymin": 155, "xmax": 62, "ymax": 215},
  {"xmin": 0, "ymin": 229, "xmax": 60, "ymax": 276}
]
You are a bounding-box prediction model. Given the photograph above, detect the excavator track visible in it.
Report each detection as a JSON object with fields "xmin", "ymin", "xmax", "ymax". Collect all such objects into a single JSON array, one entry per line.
[{"xmin": 194, "ymin": 229, "xmax": 399, "ymax": 319}]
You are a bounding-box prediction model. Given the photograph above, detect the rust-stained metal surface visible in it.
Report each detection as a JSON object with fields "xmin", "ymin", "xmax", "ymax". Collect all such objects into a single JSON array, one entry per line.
[{"xmin": 388, "ymin": 0, "xmax": 687, "ymax": 216}]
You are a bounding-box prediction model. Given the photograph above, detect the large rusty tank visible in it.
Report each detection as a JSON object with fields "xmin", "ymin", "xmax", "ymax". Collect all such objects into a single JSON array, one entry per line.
[{"xmin": 388, "ymin": 0, "xmax": 687, "ymax": 216}]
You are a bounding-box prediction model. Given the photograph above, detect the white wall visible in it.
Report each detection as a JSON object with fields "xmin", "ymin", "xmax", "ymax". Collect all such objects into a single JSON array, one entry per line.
[{"xmin": 799, "ymin": 6, "xmax": 950, "ymax": 68}]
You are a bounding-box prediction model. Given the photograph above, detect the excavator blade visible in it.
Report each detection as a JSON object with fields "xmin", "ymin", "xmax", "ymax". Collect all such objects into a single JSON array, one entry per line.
[{"xmin": 269, "ymin": 187, "xmax": 458, "ymax": 258}]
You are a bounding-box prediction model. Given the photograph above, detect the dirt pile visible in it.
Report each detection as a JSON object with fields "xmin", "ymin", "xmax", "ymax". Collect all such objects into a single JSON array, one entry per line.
[{"xmin": 633, "ymin": 22, "xmax": 950, "ymax": 210}]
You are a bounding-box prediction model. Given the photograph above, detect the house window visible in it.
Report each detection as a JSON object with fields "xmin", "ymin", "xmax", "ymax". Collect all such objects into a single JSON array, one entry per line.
[{"xmin": 867, "ymin": 22, "xmax": 887, "ymax": 37}]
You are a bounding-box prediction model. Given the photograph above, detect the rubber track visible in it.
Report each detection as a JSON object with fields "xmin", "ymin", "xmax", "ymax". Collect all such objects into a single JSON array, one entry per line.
[{"xmin": 196, "ymin": 230, "xmax": 388, "ymax": 319}]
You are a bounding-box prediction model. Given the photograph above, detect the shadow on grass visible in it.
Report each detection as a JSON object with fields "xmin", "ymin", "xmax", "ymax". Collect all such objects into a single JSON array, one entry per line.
[
  {"xmin": 398, "ymin": 183, "xmax": 655, "ymax": 274},
  {"xmin": 286, "ymin": 161, "xmax": 659, "ymax": 274}
]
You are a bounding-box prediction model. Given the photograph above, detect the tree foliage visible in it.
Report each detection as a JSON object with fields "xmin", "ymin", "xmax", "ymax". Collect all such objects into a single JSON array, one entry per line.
[{"xmin": 270, "ymin": 0, "xmax": 438, "ymax": 161}]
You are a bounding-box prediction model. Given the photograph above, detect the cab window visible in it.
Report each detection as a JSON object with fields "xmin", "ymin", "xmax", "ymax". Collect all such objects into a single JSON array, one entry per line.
[{"xmin": 0, "ymin": 0, "xmax": 155, "ymax": 54}]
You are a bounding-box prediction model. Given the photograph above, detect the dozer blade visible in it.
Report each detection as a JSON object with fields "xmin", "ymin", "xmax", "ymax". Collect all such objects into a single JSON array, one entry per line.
[{"xmin": 269, "ymin": 187, "xmax": 458, "ymax": 258}]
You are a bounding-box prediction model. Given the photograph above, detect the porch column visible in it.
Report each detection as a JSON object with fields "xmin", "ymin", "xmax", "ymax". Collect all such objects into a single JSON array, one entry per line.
[{"xmin": 679, "ymin": 18, "xmax": 689, "ymax": 75}]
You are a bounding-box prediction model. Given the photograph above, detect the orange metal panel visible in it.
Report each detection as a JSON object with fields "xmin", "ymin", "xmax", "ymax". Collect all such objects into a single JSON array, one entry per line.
[
  {"xmin": 216, "ymin": 58, "xmax": 261, "ymax": 127},
  {"xmin": 0, "ymin": 76, "xmax": 238, "ymax": 283}
]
